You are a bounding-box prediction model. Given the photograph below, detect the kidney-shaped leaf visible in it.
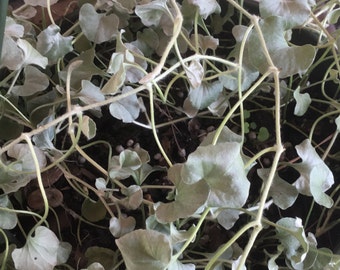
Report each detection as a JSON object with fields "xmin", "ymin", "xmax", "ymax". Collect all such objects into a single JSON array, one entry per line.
[
  {"xmin": 247, "ymin": 16, "xmax": 315, "ymax": 78},
  {"xmin": 155, "ymin": 164, "xmax": 210, "ymax": 223},
  {"xmin": 293, "ymin": 87, "xmax": 311, "ymax": 116},
  {"xmin": 12, "ymin": 226, "xmax": 71, "ymax": 270},
  {"xmin": 0, "ymin": 194, "xmax": 18, "ymax": 229},
  {"xmin": 116, "ymin": 229, "xmax": 172, "ymax": 270},
  {"xmin": 12, "ymin": 66, "xmax": 49, "ymax": 96},
  {"xmin": 37, "ymin": 24, "xmax": 73, "ymax": 64},
  {"xmin": 182, "ymin": 142, "xmax": 250, "ymax": 208},
  {"xmin": 109, "ymin": 86, "xmax": 140, "ymax": 123},
  {"xmin": 109, "ymin": 216, "xmax": 136, "ymax": 238},
  {"xmin": 188, "ymin": 0, "xmax": 221, "ymax": 20},
  {"xmin": 257, "ymin": 168, "xmax": 298, "ymax": 210},
  {"xmin": 79, "ymin": 3, "xmax": 119, "ymax": 44},
  {"xmin": 276, "ymin": 217, "xmax": 309, "ymax": 267},
  {"xmin": 135, "ymin": 0, "xmax": 169, "ymax": 27},
  {"xmin": 292, "ymin": 139, "xmax": 334, "ymax": 208},
  {"xmin": 260, "ymin": 0, "xmax": 315, "ymax": 28}
]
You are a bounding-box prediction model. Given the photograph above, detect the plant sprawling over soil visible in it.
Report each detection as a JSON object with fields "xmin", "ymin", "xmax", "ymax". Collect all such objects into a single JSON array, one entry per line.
[{"xmin": 0, "ymin": 0, "xmax": 339, "ymax": 269}]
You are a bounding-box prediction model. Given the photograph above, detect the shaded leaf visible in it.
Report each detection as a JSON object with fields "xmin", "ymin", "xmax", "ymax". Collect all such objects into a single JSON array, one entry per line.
[
  {"xmin": 81, "ymin": 198, "xmax": 107, "ymax": 222},
  {"xmin": 12, "ymin": 226, "xmax": 71, "ymax": 270},
  {"xmin": 36, "ymin": 24, "xmax": 73, "ymax": 64},
  {"xmin": 116, "ymin": 229, "xmax": 172, "ymax": 270},
  {"xmin": 257, "ymin": 168, "xmax": 298, "ymax": 209},
  {"xmin": 294, "ymin": 87, "xmax": 311, "ymax": 116},
  {"xmin": 155, "ymin": 164, "xmax": 210, "ymax": 223},
  {"xmin": 24, "ymin": 0, "xmax": 58, "ymax": 7},
  {"xmin": 0, "ymin": 195, "xmax": 18, "ymax": 229},
  {"xmin": 109, "ymin": 216, "xmax": 136, "ymax": 238},
  {"xmin": 182, "ymin": 142, "xmax": 250, "ymax": 208},
  {"xmin": 59, "ymin": 49, "xmax": 105, "ymax": 89},
  {"xmin": 85, "ymin": 247, "xmax": 115, "ymax": 270},
  {"xmin": 11, "ymin": 66, "xmax": 49, "ymax": 96},
  {"xmin": 79, "ymin": 3, "xmax": 119, "ymax": 43}
]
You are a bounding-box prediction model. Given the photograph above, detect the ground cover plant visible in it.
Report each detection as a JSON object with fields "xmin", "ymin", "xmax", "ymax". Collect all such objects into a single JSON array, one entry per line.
[{"xmin": 0, "ymin": 0, "xmax": 339, "ymax": 269}]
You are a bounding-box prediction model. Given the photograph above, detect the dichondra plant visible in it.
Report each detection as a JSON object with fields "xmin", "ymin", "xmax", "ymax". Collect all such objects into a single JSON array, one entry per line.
[{"xmin": 0, "ymin": 0, "xmax": 339, "ymax": 269}]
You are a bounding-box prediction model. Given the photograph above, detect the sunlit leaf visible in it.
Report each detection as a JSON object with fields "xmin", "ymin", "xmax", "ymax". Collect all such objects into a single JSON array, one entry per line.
[
  {"xmin": 293, "ymin": 87, "xmax": 311, "ymax": 116},
  {"xmin": 181, "ymin": 142, "xmax": 250, "ymax": 208},
  {"xmin": 11, "ymin": 66, "xmax": 49, "ymax": 96},
  {"xmin": 81, "ymin": 115, "xmax": 97, "ymax": 140},
  {"xmin": 17, "ymin": 39, "xmax": 48, "ymax": 68},
  {"xmin": 12, "ymin": 226, "xmax": 71, "ymax": 270},
  {"xmin": 335, "ymin": 115, "xmax": 340, "ymax": 131},
  {"xmin": 109, "ymin": 216, "xmax": 136, "ymax": 238},
  {"xmin": 109, "ymin": 86, "xmax": 140, "ymax": 123},
  {"xmin": 276, "ymin": 217, "xmax": 309, "ymax": 267},
  {"xmin": 155, "ymin": 164, "xmax": 210, "ymax": 223},
  {"xmin": 260, "ymin": 0, "xmax": 315, "ymax": 28},
  {"xmin": 116, "ymin": 229, "xmax": 172, "ymax": 270},
  {"xmin": 0, "ymin": 194, "xmax": 18, "ymax": 229},
  {"xmin": 257, "ymin": 168, "xmax": 298, "ymax": 209},
  {"xmin": 0, "ymin": 36, "xmax": 24, "ymax": 70},
  {"xmin": 292, "ymin": 139, "xmax": 334, "ymax": 208},
  {"xmin": 135, "ymin": 0, "xmax": 170, "ymax": 27},
  {"xmin": 187, "ymin": 0, "xmax": 221, "ymax": 20},
  {"xmin": 36, "ymin": 24, "xmax": 73, "ymax": 64},
  {"xmin": 79, "ymin": 3, "xmax": 119, "ymax": 44}
]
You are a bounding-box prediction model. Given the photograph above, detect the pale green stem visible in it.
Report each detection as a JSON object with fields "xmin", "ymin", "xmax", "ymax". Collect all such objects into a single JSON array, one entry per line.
[
  {"xmin": 23, "ymin": 134, "xmax": 50, "ymax": 237},
  {"xmin": 0, "ymin": 229, "xmax": 8, "ymax": 270},
  {"xmin": 147, "ymin": 84, "xmax": 173, "ymax": 167},
  {"xmin": 172, "ymin": 207, "xmax": 210, "ymax": 263}
]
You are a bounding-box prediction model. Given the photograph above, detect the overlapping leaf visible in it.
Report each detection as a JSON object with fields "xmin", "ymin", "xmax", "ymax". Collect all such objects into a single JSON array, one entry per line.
[
  {"xmin": 155, "ymin": 164, "xmax": 210, "ymax": 223},
  {"xmin": 181, "ymin": 142, "xmax": 249, "ymax": 208},
  {"xmin": 116, "ymin": 229, "xmax": 172, "ymax": 270},
  {"xmin": 292, "ymin": 139, "xmax": 334, "ymax": 208}
]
